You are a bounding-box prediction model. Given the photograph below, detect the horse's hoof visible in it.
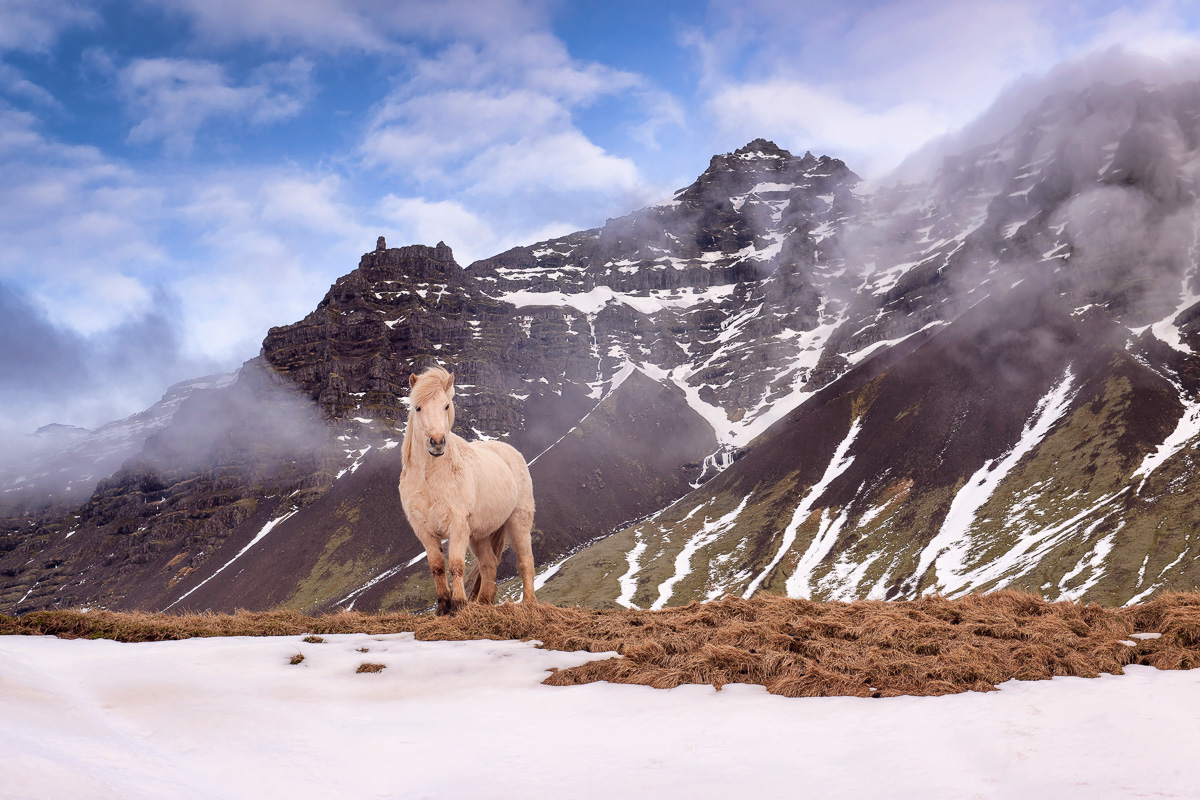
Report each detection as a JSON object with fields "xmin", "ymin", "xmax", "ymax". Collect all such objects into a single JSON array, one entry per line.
[
  {"xmin": 436, "ymin": 598, "xmax": 452, "ymax": 616},
  {"xmin": 448, "ymin": 599, "xmax": 465, "ymax": 616}
]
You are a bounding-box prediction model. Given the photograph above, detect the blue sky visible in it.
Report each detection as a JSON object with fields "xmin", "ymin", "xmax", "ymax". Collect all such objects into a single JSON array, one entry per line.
[{"xmin": 3, "ymin": 0, "xmax": 1200, "ymax": 436}]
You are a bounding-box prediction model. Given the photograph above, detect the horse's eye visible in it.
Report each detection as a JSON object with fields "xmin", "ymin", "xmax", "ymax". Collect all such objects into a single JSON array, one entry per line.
[
  {"xmin": 415, "ymin": 406, "xmax": 421, "ymax": 412},
  {"xmin": 444, "ymin": 403, "xmax": 449, "ymax": 410}
]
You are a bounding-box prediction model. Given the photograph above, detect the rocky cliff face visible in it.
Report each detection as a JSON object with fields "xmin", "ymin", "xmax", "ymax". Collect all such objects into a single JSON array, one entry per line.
[
  {"xmin": 4, "ymin": 79, "xmax": 1200, "ymax": 615},
  {"xmin": 469, "ymin": 138, "xmax": 863, "ymax": 451}
]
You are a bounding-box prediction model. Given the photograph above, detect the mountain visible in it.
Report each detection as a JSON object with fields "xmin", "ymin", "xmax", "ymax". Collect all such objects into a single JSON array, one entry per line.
[
  {"xmin": 539, "ymin": 80, "xmax": 1200, "ymax": 608},
  {"xmin": 3, "ymin": 79, "xmax": 1200, "ymax": 614}
]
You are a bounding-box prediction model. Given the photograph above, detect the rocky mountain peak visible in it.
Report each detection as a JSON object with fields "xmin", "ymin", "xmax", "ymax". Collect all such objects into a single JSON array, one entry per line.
[
  {"xmin": 733, "ymin": 138, "xmax": 791, "ymax": 159},
  {"xmin": 355, "ymin": 241, "xmax": 457, "ymax": 278},
  {"xmin": 677, "ymin": 140, "xmax": 858, "ymax": 208}
]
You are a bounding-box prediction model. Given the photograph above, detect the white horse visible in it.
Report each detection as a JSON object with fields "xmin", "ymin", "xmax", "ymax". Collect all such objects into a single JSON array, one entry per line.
[{"xmin": 398, "ymin": 366, "xmax": 538, "ymax": 615}]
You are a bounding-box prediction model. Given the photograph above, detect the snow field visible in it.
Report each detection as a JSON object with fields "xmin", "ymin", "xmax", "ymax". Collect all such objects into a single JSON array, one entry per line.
[{"xmin": 3, "ymin": 634, "xmax": 1200, "ymax": 799}]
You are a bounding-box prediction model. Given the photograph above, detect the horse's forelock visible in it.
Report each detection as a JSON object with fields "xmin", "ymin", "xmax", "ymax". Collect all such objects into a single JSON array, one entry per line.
[{"xmin": 410, "ymin": 366, "xmax": 453, "ymax": 406}]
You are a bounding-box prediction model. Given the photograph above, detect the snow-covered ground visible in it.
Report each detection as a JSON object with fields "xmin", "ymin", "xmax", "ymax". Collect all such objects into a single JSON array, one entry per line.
[{"xmin": 3, "ymin": 634, "xmax": 1199, "ymax": 799}]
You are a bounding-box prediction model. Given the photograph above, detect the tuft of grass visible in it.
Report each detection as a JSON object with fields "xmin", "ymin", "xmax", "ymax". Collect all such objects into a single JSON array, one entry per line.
[
  {"xmin": 302, "ymin": 635, "xmax": 325, "ymax": 644},
  {"xmin": 356, "ymin": 662, "xmax": 385, "ymax": 673},
  {"xmin": 5, "ymin": 591, "xmax": 1200, "ymax": 697},
  {"xmin": 290, "ymin": 652, "xmax": 305, "ymax": 665}
]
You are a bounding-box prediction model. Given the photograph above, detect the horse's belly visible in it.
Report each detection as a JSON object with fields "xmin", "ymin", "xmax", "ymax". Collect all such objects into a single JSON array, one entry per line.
[
  {"xmin": 469, "ymin": 452, "xmax": 520, "ymax": 537},
  {"xmin": 469, "ymin": 491, "xmax": 518, "ymax": 536}
]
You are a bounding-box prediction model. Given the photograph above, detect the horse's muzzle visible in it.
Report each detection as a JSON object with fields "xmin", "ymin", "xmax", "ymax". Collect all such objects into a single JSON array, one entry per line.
[{"xmin": 427, "ymin": 435, "xmax": 446, "ymax": 457}]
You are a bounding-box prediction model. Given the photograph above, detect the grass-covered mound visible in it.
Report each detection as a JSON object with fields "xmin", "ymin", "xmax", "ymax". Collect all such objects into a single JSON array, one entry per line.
[{"xmin": 4, "ymin": 591, "xmax": 1199, "ymax": 697}]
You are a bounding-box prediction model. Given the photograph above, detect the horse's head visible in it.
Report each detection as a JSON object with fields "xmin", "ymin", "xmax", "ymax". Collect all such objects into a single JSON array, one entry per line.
[{"xmin": 408, "ymin": 367, "xmax": 456, "ymax": 457}]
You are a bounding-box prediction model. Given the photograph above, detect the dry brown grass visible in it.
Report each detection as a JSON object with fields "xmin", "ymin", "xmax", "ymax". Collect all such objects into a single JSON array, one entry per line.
[
  {"xmin": 4, "ymin": 591, "xmax": 1199, "ymax": 697},
  {"xmin": 356, "ymin": 662, "xmax": 386, "ymax": 673},
  {"xmin": 0, "ymin": 608, "xmax": 423, "ymax": 642}
]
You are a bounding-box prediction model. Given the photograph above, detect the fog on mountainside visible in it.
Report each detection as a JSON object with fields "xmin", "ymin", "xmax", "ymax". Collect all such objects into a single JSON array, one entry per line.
[
  {"xmin": 893, "ymin": 45, "xmax": 1200, "ymax": 182},
  {"xmin": 0, "ymin": 280, "xmax": 224, "ymax": 473}
]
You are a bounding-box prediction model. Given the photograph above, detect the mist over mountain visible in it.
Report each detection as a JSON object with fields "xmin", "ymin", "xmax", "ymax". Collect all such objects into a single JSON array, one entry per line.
[
  {"xmin": 4, "ymin": 76, "xmax": 1200, "ymax": 614},
  {"xmin": 0, "ymin": 280, "xmax": 223, "ymax": 457}
]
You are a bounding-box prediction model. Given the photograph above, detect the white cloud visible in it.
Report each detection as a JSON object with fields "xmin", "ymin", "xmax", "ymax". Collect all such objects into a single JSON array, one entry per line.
[
  {"xmin": 259, "ymin": 175, "xmax": 366, "ymax": 236},
  {"xmin": 628, "ymin": 90, "xmax": 687, "ymax": 150},
  {"xmin": 708, "ymin": 81, "xmax": 949, "ymax": 178},
  {"xmin": 0, "ymin": 0, "xmax": 97, "ymax": 53},
  {"xmin": 376, "ymin": 195, "xmax": 600, "ymax": 267},
  {"xmin": 0, "ymin": 102, "xmax": 374, "ymax": 372},
  {"xmin": 1069, "ymin": 2, "xmax": 1200, "ymax": 60},
  {"xmin": 147, "ymin": 0, "xmax": 545, "ymax": 52},
  {"xmin": 466, "ymin": 130, "xmax": 643, "ymax": 196},
  {"xmin": 0, "ymin": 107, "xmax": 169, "ymax": 336},
  {"xmin": 137, "ymin": 0, "xmax": 681, "ymax": 265},
  {"xmin": 363, "ymin": 86, "xmax": 573, "ymax": 181},
  {"xmin": 119, "ymin": 56, "xmax": 313, "ymax": 155},
  {"xmin": 360, "ymin": 26, "xmax": 659, "ymax": 233},
  {"xmin": 693, "ymin": 0, "xmax": 1056, "ymax": 175},
  {"xmin": 166, "ymin": 171, "xmax": 382, "ymax": 363},
  {"xmin": 35, "ymin": 271, "xmax": 154, "ymax": 336},
  {"xmin": 0, "ymin": 64, "xmax": 61, "ymax": 109}
]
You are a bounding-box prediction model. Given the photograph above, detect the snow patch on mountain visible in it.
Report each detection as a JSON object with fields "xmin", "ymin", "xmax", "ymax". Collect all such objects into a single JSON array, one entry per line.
[
  {"xmin": 164, "ymin": 506, "xmax": 300, "ymax": 611},
  {"xmin": 1132, "ymin": 396, "xmax": 1200, "ymax": 493},
  {"xmin": 918, "ymin": 369, "xmax": 1076, "ymax": 595},
  {"xmin": 741, "ymin": 417, "xmax": 862, "ymax": 599},
  {"xmin": 651, "ymin": 496, "xmax": 750, "ymax": 610}
]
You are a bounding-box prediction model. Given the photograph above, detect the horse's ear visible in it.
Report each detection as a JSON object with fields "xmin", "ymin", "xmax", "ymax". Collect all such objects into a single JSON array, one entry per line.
[
  {"xmin": 444, "ymin": 372, "xmax": 455, "ymax": 399},
  {"xmin": 409, "ymin": 373, "xmax": 419, "ymax": 389}
]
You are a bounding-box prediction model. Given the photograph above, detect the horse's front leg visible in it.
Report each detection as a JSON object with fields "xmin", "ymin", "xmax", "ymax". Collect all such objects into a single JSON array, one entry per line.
[
  {"xmin": 446, "ymin": 518, "xmax": 470, "ymax": 615},
  {"xmin": 413, "ymin": 526, "xmax": 451, "ymax": 616}
]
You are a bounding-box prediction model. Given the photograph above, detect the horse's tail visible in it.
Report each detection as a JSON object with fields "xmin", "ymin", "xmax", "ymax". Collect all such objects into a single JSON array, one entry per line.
[{"xmin": 467, "ymin": 528, "xmax": 507, "ymax": 603}]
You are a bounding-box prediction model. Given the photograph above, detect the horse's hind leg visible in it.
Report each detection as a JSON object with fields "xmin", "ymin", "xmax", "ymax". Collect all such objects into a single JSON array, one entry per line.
[
  {"xmin": 465, "ymin": 531, "xmax": 503, "ymax": 603},
  {"xmin": 504, "ymin": 507, "xmax": 538, "ymax": 604},
  {"xmin": 468, "ymin": 529, "xmax": 505, "ymax": 605},
  {"xmin": 466, "ymin": 539, "xmax": 483, "ymax": 602}
]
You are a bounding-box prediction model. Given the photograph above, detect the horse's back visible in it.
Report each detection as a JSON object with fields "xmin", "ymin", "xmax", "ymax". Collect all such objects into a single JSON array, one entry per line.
[{"xmin": 476, "ymin": 440, "xmax": 532, "ymax": 486}]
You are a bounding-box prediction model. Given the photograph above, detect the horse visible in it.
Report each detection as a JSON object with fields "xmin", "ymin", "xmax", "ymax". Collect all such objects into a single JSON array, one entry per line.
[{"xmin": 398, "ymin": 366, "xmax": 538, "ymax": 615}]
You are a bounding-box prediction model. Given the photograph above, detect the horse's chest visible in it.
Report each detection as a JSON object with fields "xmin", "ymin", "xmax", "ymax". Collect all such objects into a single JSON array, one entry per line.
[
  {"xmin": 399, "ymin": 449, "xmax": 518, "ymax": 538},
  {"xmin": 400, "ymin": 469, "xmax": 475, "ymax": 534}
]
